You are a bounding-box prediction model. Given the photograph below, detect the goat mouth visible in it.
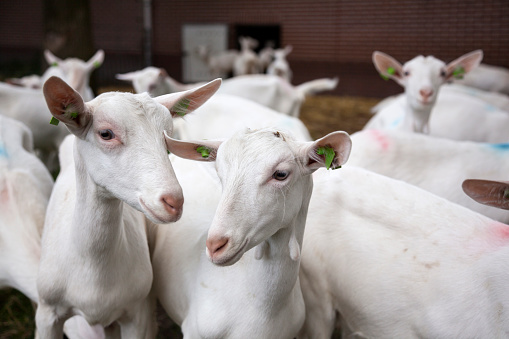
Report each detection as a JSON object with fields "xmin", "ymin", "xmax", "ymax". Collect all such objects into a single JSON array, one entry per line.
[
  {"xmin": 139, "ymin": 197, "xmax": 179, "ymax": 223},
  {"xmin": 418, "ymin": 98, "xmax": 433, "ymax": 105},
  {"xmin": 211, "ymin": 239, "xmax": 249, "ymax": 266}
]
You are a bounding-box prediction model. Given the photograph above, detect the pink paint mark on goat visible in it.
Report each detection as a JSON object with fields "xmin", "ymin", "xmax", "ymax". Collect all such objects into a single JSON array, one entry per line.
[
  {"xmin": 492, "ymin": 221, "xmax": 509, "ymax": 241},
  {"xmin": 0, "ymin": 181, "xmax": 10, "ymax": 208},
  {"xmin": 368, "ymin": 130, "xmax": 390, "ymax": 151}
]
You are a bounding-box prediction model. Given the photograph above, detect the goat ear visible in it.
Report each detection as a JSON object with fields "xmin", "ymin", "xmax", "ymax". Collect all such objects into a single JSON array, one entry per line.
[
  {"xmin": 462, "ymin": 179, "xmax": 509, "ymax": 210},
  {"xmin": 164, "ymin": 131, "xmax": 222, "ymax": 162},
  {"xmin": 159, "ymin": 68, "xmax": 168, "ymax": 78},
  {"xmin": 5, "ymin": 78, "xmax": 23, "ymax": 86},
  {"xmin": 155, "ymin": 78, "xmax": 222, "ymax": 118},
  {"xmin": 43, "ymin": 76, "xmax": 91, "ymax": 139},
  {"xmin": 86, "ymin": 50, "xmax": 105, "ymax": 70},
  {"xmin": 302, "ymin": 131, "xmax": 352, "ymax": 173},
  {"xmin": 44, "ymin": 50, "xmax": 63, "ymax": 67},
  {"xmin": 372, "ymin": 51, "xmax": 404, "ymax": 85},
  {"xmin": 115, "ymin": 71, "xmax": 137, "ymax": 82},
  {"xmin": 445, "ymin": 50, "xmax": 483, "ymax": 81},
  {"xmin": 284, "ymin": 45, "xmax": 293, "ymax": 56}
]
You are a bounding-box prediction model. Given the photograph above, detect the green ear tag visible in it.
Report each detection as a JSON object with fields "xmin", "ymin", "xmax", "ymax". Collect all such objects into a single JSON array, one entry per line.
[
  {"xmin": 316, "ymin": 146, "xmax": 335, "ymax": 170},
  {"xmin": 49, "ymin": 117, "xmax": 59, "ymax": 126},
  {"xmin": 51, "ymin": 62, "xmax": 58, "ymax": 67},
  {"xmin": 452, "ymin": 66, "xmax": 465, "ymax": 79},
  {"xmin": 380, "ymin": 66, "xmax": 395, "ymax": 81},
  {"xmin": 93, "ymin": 61, "xmax": 101, "ymax": 68},
  {"xmin": 196, "ymin": 146, "xmax": 210, "ymax": 158},
  {"xmin": 70, "ymin": 112, "xmax": 78, "ymax": 119}
]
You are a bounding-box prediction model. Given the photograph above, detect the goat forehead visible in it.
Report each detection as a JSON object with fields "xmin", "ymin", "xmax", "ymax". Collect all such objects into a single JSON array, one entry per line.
[
  {"xmin": 407, "ymin": 55, "xmax": 445, "ymax": 71},
  {"xmin": 133, "ymin": 68, "xmax": 161, "ymax": 87},
  {"xmin": 93, "ymin": 92, "xmax": 165, "ymax": 117},
  {"xmin": 61, "ymin": 59, "xmax": 87, "ymax": 70},
  {"xmin": 91, "ymin": 93, "xmax": 172, "ymax": 130},
  {"xmin": 218, "ymin": 130, "xmax": 297, "ymax": 176},
  {"xmin": 143, "ymin": 67, "xmax": 161, "ymax": 77}
]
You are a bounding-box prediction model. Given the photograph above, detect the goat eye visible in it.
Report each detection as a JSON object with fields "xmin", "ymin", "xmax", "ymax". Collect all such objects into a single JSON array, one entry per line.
[
  {"xmin": 273, "ymin": 170, "xmax": 289, "ymax": 181},
  {"xmin": 99, "ymin": 129, "xmax": 114, "ymax": 140},
  {"xmin": 404, "ymin": 71, "xmax": 410, "ymax": 76},
  {"xmin": 440, "ymin": 70, "xmax": 446, "ymax": 77}
]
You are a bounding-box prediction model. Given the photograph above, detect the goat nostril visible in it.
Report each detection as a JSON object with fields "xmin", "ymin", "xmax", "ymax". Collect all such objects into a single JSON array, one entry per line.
[
  {"xmin": 161, "ymin": 195, "xmax": 184, "ymax": 216},
  {"xmin": 206, "ymin": 237, "xmax": 229, "ymax": 255}
]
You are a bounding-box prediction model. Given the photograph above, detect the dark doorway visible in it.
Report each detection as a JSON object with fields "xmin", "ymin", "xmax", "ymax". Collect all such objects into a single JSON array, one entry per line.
[{"xmin": 233, "ymin": 24, "xmax": 281, "ymax": 52}]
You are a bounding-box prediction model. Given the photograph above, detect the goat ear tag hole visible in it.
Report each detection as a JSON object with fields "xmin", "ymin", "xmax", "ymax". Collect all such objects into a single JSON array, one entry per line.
[
  {"xmin": 316, "ymin": 146, "xmax": 336, "ymax": 170},
  {"xmin": 175, "ymin": 98, "xmax": 191, "ymax": 117},
  {"xmin": 196, "ymin": 146, "xmax": 210, "ymax": 158},
  {"xmin": 64, "ymin": 105, "xmax": 78, "ymax": 119},
  {"xmin": 504, "ymin": 189, "xmax": 509, "ymax": 200}
]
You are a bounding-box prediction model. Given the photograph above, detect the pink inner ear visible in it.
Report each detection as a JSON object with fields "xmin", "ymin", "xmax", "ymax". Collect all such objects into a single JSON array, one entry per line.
[
  {"xmin": 164, "ymin": 131, "xmax": 220, "ymax": 162},
  {"xmin": 373, "ymin": 52, "xmax": 403, "ymax": 78},
  {"xmin": 446, "ymin": 50, "xmax": 483, "ymax": 77}
]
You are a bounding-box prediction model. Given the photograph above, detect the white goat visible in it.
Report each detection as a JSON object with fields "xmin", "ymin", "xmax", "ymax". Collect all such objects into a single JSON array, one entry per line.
[
  {"xmin": 233, "ymin": 36, "xmax": 262, "ymax": 76},
  {"xmin": 366, "ymin": 87, "xmax": 509, "ymax": 143},
  {"xmin": 0, "ymin": 116, "xmax": 103, "ymax": 339},
  {"xmin": 258, "ymin": 42, "xmax": 275, "ymax": 72},
  {"xmin": 173, "ymin": 93, "xmax": 312, "ymax": 141},
  {"xmin": 441, "ymin": 83, "xmax": 509, "ymax": 112},
  {"xmin": 35, "ymin": 77, "xmax": 221, "ymax": 338},
  {"xmin": 44, "ymin": 49, "xmax": 104, "ymax": 101},
  {"xmin": 267, "ymin": 45, "xmax": 293, "ymax": 82},
  {"xmin": 148, "ymin": 127, "xmax": 351, "ymax": 338},
  {"xmin": 298, "ymin": 164, "xmax": 509, "ymax": 338},
  {"xmin": 195, "ymin": 45, "xmax": 239, "ymax": 76},
  {"xmin": 454, "ymin": 63, "xmax": 509, "ymax": 95},
  {"xmin": 6, "ymin": 74, "xmax": 44, "ymax": 89},
  {"xmin": 117, "ymin": 67, "xmax": 338, "ymax": 117},
  {"xmin": 0, "ymin": 116, "xmax": 53, "ymax": 303},
  {"xmin": 0, "ymin": 82, "xmax": 71, "ymax": 171},
  {"xmin": 5, "ymin": 62, "xmax": 70, "ymax": 90},
  {"xmin": 366, "ymin": 50, "xmax": 483, "ymax": 134},
  {"xmin": 116, "ymin": 67, "xmax": 202, "ymax": 97},
  {"xmin": 347, "ymin": 129, "xmax": 509, "ymax": 223},
  {"xmin": 220, "ymin": 75, "xmax": 338, "ymax": 117},
  {"xmin": 0, "ymin": 50, "xmax": 104, "ymax": 171},
  {"xmin": 372, "ymin": 83, "xmax": 509, "ymax": 115}
]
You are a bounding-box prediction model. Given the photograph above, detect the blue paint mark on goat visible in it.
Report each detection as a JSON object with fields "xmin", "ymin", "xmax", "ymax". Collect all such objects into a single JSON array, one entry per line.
[
  {"xmin": 484, "ymin": 104, "xmax": 498, "ymax": 112},
  {"xmin": 390, "ymin": 116, "xmax": 403, "ymax": 128},
  {"xmin": 488, "ymin": 143, "xmax": 509, "ymax": 151},
  {"xmin": 0, "ymin": 144, "xmax": 8, "ymax": 158}
]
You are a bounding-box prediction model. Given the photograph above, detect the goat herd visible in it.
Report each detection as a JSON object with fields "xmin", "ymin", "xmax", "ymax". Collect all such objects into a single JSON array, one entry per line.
[{"xmin": 2, "ymin": 40, "xmax": 509, "ymax": 339}]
